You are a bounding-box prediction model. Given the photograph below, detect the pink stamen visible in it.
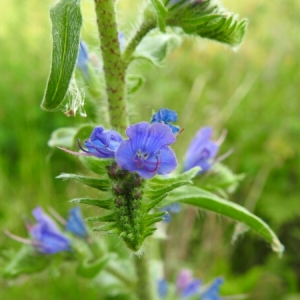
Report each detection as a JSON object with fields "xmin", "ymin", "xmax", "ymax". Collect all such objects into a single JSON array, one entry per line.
[
  {"xmin": 5, "ymin": 230, "xmax": 33, "ymax": 246},
  {"xmin": 57, "ymin": 146, "xmax": 92, "ymax": 156}
]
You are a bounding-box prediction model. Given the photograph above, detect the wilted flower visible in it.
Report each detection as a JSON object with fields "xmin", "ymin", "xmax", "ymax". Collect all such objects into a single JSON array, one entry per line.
[
  {"xmin": 28, "ymin": 207, "xmax": 71, "ymax": 254},
  {"xmin": 115, "ymin": 122, "xmax": 177, "ymax": 179},
  {"xmin": 176, "ymin": 269, "xmax": 201, "ymax": 298},
  {"xmin": 77, "ymin": 41, "xmax": 90, "ymax": 80},
  {"xmin": 151, "ymin": 108, "xmax": 180, "ymax": 134},
  {"xmin": 65, "ymin": 207, "xmax": 88, "ymax": 238},
  {"xmin": 184, "ymin": 127, "xmax": 219, "ymax": 173},
  {"xmin": 60, "ymin": 126, "xmax": 123, "ymax": 159}
]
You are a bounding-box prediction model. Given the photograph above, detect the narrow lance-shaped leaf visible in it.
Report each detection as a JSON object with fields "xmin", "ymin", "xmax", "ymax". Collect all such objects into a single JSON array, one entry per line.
[
  {"xmin": 162, "ymin": 186, "xmax": 284, "ymax": 256},
  {"xmin": 41, "ymin": 0, "xmax": 82, "ymax": 111}
]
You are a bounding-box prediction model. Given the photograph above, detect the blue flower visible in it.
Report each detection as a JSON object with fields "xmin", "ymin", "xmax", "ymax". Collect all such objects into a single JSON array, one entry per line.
[
  {"xmin": 60, "ymin": 126, "xmax": 123, "ymax": 159},
  {"xmin": 157, "ymin": 279, "xmax": 168, "ymax": 299},
  {"xmin": 161, "ymin": 202, "xmax": 181, "ymax": 222},
  {"xmin": 151, "ymin": 108, "xmax": 180, "ymax": 134},
  {"xmin": 115, "ymin": 122, "xmax": 177, "ymax": 179},
  {"xmin": 65, "ymin": 207, "xmax": 88, "ymax": 238},
  {"xmin": 28, "ymin": 207, "xmax": 71, "ymax": 254},
  {"xmin": 176, "ymin": 269, "xmax": 201, "ymax": 298},
  {"xmin": 201, "ymin": 277, "xmax": 224, "ymax": 300},
  {"xmin": 77, "ymin": 41, "xmax": 90, "ymax": 80},
  {"xmin": 184, "ymin": 127, "xmax": 219, "ymax": 173}
]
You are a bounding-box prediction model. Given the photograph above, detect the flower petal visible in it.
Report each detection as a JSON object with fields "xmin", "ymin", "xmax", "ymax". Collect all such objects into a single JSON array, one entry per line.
[{"xmin": 157, "ymin": 146, "xmax": 177, "ymax": 175}]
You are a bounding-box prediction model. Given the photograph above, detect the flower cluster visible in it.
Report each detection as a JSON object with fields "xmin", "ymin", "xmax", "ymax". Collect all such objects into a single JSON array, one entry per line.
[
  {"xmin": 158, "ymin": 269, "xmax": 224, "ymax": 300},
  {"xmin": 62, "ymin": 109, "xmax": 179, "ymax": 179}
]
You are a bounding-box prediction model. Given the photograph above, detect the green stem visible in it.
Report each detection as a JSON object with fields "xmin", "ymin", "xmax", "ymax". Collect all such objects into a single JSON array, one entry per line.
[
  {"xmin": 94, "ymin": 0, "xmax": 128, "ymax": 131},
  {"xmin": 122, "ymin": 18, "xmax": 156, "ymax": 68},
  {"xmin": 106, "ymin": 264, "xmax": 136, "ymax": 289},
  {"xmin": 134, "ymin": 253, "xmax": 157, "ymax": 300}
]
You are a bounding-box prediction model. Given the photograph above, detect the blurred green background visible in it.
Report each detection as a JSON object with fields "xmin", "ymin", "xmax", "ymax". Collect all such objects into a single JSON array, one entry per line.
[{"xmin": 0, "ymin": 0, "xmax": 299, "ymax": 299}]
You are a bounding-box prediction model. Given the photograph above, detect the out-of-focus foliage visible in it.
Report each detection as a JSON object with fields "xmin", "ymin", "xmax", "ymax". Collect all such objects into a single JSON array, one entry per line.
[{"xmin": 0, "ymin": 0, "xmax": 299, "ymax": 299}]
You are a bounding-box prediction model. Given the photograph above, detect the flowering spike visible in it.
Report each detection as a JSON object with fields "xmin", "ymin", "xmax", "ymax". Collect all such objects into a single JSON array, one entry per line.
[
  {"xmin": 184, "ymin": 127, "xmax": 219, "ymax": 173},
  {"xmin": 151, "ymin": 108, "xmax": 180, "ymax": 134},
  {"xmin": 115, "ymin": 122, "xmax": 177, "ymax": 179}
]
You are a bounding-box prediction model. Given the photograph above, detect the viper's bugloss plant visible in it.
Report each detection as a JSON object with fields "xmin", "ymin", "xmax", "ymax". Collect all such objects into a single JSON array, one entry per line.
[{"xmin": 1, "ymin": 0, "xmax": 285, "ymax": 299}]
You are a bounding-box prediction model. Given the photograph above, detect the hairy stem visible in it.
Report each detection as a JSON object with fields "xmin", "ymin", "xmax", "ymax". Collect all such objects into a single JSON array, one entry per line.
[
  {"xmin": 122, "ymin": 18, "xmax": 156, "ymax": 68},
  {"xmin": 94, "ymin": 0, "xmax": 128, "ymax": 131},
  {"xmin": 134, "ymin": 253, "xmax": 157, "ymax": 300}
]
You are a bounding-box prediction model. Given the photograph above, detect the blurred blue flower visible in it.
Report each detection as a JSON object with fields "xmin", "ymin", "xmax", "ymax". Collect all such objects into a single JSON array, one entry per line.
[
  {"xmin": 115, "ymin": 122, "xmax": 177, "ymax": 179},
  {"xmin": 161, "ymin": 202, "xmax": 181, "ymax": 222},
  {"xmin": 151, "ymin": 108, "xmax": 180, "ymax": 134},
  {"xmin": 184, "ymin": 127, "xmax": 219, "ymax": 173},
  {"xmin": 201, "ymin": 277, "xmax": 224, "ymax": 300},
  {"xmin": 157, "ymin": 279, "xmax": 168, "ymax": 299},
  {"xmin": 60, "ymin": 126, "xmax": 123, "ymax": 159},
  {"xmin": 77, "ymin": 41, "xmax": 90, "ymax": 80},
  {"xmin": 176, "ymin": 269, "xmax": 201, "ymax": 298},
  {"xmin": 28, "ymin": 207, "xmax": 71, "ymax": 254},
  {"xmin": 119, "ymin": 32, "xmax": 126, "ymax": 52},
  {"xmin": 65, "ymin": 207, "xmax": 88, "ymax": 238}
]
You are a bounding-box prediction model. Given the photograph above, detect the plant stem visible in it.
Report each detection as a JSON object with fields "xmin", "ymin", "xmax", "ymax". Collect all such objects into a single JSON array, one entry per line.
[
  {"xmin": 134, "ymin": 253, "xmax": 157, "ymax": 300},
  {"xmin": 122, "ymin": 18, "xmax": 156, "ymax": 68},
  {"xmin": 94, "ymin": 0, "xmax": 128, "ymax": 131}
]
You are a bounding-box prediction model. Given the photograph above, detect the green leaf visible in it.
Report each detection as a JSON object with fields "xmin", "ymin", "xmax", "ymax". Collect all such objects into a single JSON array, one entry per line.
[
  {"xmin": 133, "ymin": 33, "xmax": 182, "ymax": 66},
  {"xmin": 79, "ymin": 156, "xmax": 113, "ymax": 176},
  {"xmin": 41, "ymin": 0, "xmax": 82, "ymax": 111},
  {"xmin": 1, "ymin": 246, "xmax": 49, "ymax": 278},
  {"xmin": 57, "ymin": 173, "xmax": 111, "ymax": 191},
  {"xmin": 70, "ymin": 197, "xmax": 113, "ymax": 209},
  {"xmin": 76, "ymin": 255, "xmax": 114, "ymax": 279},
  {"xmin": 48, "ymin": 127, "xmax": 78, "ymax": 148},
  {"xmin": 150, "ymin": 0, "xmax": 168, "ymax": 32},
  {"xmin": 126, "ymin": 74, "xmax": 145, "ymax": 95},
  {"xmin": 48, "ymin": 124, "xmax": 94, "ymax": 148},
  {"xmin": 162, "ymin": 186, "xmax": 284, "ymax": 255},
  {"xmin": 167, "ymin": 1, "xmax": 248, "ymax": 47}
]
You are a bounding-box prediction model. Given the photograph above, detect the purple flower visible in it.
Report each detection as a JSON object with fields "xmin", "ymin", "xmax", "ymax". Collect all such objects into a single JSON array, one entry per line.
[
  {"xmin": 27, "ymin": 207, "xmax": 71, "ymax": 254},
  {"xmin": 115, "ymin": 122, "xmax": 177, "ymax": 179},
  {"xmin": 60, "ymin": 126, "xmax": 123, "ymax": 159},
  {"xmin": 151, "ymin": 108, "xmax": 180, "ymax": 134},
  {"xmin": 184, "ymin": 127, "xmax": 219, "ymax": 173},
  {"xmin": 77, "ymin": 41, "xmax": 90, "ymax": 80},
  {"xmin": 65, "ymin": 207, "xmax": 88, "ymax": 238},
  {"xmin": 201, "ymin": 277, "xmax": 224, "ymax": 300},
  {"xmin": 177, "ymin": 269, "xmax": 201, "ymax": 298}
]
